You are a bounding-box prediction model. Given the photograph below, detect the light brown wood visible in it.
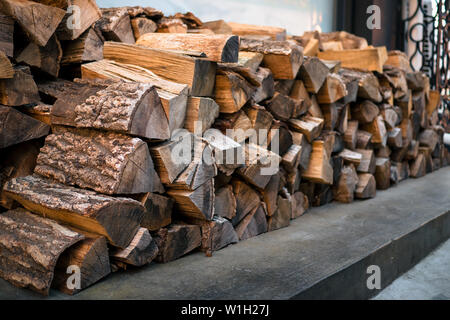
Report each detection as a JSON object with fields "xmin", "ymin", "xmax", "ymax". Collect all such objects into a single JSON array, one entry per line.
[
  {"xmin": 289, "ymin": 116, "xmax": 324, "ymax": 143},
  {"xmin": 199, "ymin": 216, "xmax": 238, "ymax": 255},
  {"xmin": 344, "ymin": 120, "xmax": 359, "ymax": 150},
  {"xmin": 375, "ymin": 157, "xmax": 391, "ymax": 190},
  {"xmin": 214, "ymin": 185, "xmax": 237, "ymax": 220},
  {"xmin": 215, "ymin": 70, "xmax": 255, "ymax": 113},
  {"xmin": 333, "ymin": 164, "xmax": 358, "ymax": 203},
  {"xmin": 302, "ymin": 140, "xmax": 334, "ymax": 185},
  {"xmin": 267, "ymin": 196, "xmax": 291, "ymax": 231},
  {"xmin": 339, "ymin": 149, "xmax": 363, "ymax": 166},
  {"xmin": 185, "ymin": 96, "xmax": 219, "ymax": 133},
  {"xmin": 201, "ymin": 20, "xmax": 232, "ymax": 34},
  {"xmin": 355, "ymin": 173, "xmax": 376, "ymax": 199},
  {"xmin": 131, "ymin": 17, "xmax": 157, "ymax": 39},
  {"xmin": 299, "ymin": 56, "xmax": 329, "ymax": 94},
  {"xmin": 103, "ymin": 42, "xmax": 217, "ymax": 97},
  {"xmin": 339, "ymin": 68, "xmax": 382, "ymax": 103},
  {"xmin": 361, "ymin": 115, "xmax": 387, "ymax": 146},
  {"xmin": 0, "ymin": 14, "xmax": 14, "ymax": 57},
  {"xmin": 317, "ymin": 74, "xmax": 347, "ymax": 104},
  {"xmin": 356, "ymin": 149, "xmax": 376, "ymax": 173},
  {"xmin": 137, "ymin": 33, "xmax": 239, "ymax": 63},
  {"xmin": 351, "ymin": 100, "xmax": 380, "ymax": 124},
  {"xmin": 318, "ymin": 46, "xmax": 388, "ymax": 73},
  {"xmin": 0, "ymin": 52, "xmax": 13, "ymax": 79},
  {"xmin": 228, "ymin": 22, "xmax": 286, "ymax": 40},
  {"xmin": 385, "ymin": 50, "xmax": 412, "ymax": 73}
]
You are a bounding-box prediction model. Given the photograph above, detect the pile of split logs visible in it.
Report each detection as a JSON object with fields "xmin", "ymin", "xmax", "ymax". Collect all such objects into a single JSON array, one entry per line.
[{"xmin": 0, "ymin": 1, "xmax": 448, "ymax": 296}]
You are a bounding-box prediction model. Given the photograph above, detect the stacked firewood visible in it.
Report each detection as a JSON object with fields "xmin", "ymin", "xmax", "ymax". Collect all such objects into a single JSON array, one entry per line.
[{"xmin": 0, "ymin": 1, "xmax": 448, "ymax": 296}]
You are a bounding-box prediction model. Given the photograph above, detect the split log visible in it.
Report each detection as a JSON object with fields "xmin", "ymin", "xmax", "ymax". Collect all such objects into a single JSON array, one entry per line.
[
  {"xmin": 35, "ymin": 126, "xmax": 163, "ymax": 194},
  {"xmin": 361, "ymin": 115, "xmax": 387, "ymax": 146},
  {"xmin": 240, "ymin": 38, "xmax": 303, "ymax": 79},
  {"xmin": 268, "ymin": 121, "xmax": 293, "ymax": 156},
  {"xmin": 375, "ymin": 157, "xmax": 391, "ymax": 190},
  {"xmin": 238, "ymin": 51, "xmax": 264, "ymax": 72},
  {"xmin": 265, "ymin": 92, "xmax": 304, "ymax": 121},
  {"xmin": 0, "ymin": 105, "xmax": 49, "ymax": 149},
  {"xmin": 228, "ymin": 22, "xmax": 286, "ymax": 40},
  {"xmin": 288, "ymin": 116, "xmax": 323, "ymax": 143},
  {"xmin": 387, "ymin": 127, "xmax": 403, "ymax": 149},
  {"xmin": 406, "ymin": 140, "xmax": 420, "ymax": 160},
  {"xmin": 338, "ymin": 148, "xmax": 363, "ymax": 166},
  {"xmin": 409, "ymin": 153, "xmax": 426, "ymax": 178},
  {"xmin": 0, "ymin": 0, "xmax": 66, "ymax": 46},
  {"xmin": 321, "ymin": 102, "xmax": 340, "ymax": 130},
  {"xmin": 131, "ymin": 17, "xmax": 157, "ymax": 39},
  {"xmin": 302, "ymin": 140, "xmax": 334, "ymax": 185},
  {"xmin": 137, "ymin": 33, "xmax": 239, "ymax": 63},
  {"xmin": 344, "ymin": 120, "xmax": 359, "ymax": 150},
  {"xmin": 200, "ymin": 217, "xmax": 238, "ymax": 254},
  {"xmin": 406, "ymin": 71, "xmax": 429, "ymax": 92},
  {"xmin": 244, "ymin": 104, "xmax": 274, "ymax": 138},
  {"xmin": 385, "ymin": 50, "xmax": 412, "ymax": 72},
  {"xmin": 299, "ymin": 57, "xmax": 329, "ymax": 94},
  {"xmin": 382, "ymin": 107, "xmax": 399, "ymax": 130},
  {"xmin": 215, "ymin": 69, "xmax": 254, "ymax": 113},
  {"xmin": 110, "ymin": 228, "xmax": 158, "ymax": 267},
  {"xmin": 203, "ymin": 129, "xmax": 245, "ymax": 175},
  {"xmin": 185, "ymin": 96, "xmax": 219, "ymax": 133},
  {"xmin": 51, "ymin": 81, "xmax": 170, "ymax": 141},
  {"xmin": 0, "ymin": 65, "xmax": 40, "ymax": 106},
  {"xmin": 351, "ymin": 100, "xmax": 379, "ymax": 124},
  {"xmin": 0, "ymin": 14, "xmax": 13, "ymax": 57},
  {"xmin": 16, "ymin": 34, "xmax": 62, "ymax": 77},
  {"xmin": 419, "ymin": 129, "xmax": 439, "ymax": 151},
  {"xmin": 139, "ymin": 193, "xmax": 173, "ymax": 232},
  {"xmin": 0, "ymin": 52, "xmax": 13, "ymax": 79},
  {"xmin": 61, "ymin": 27, "xmax": 104, "ymax": 65},
  {"xmin": 80, "ymin": 59, "xmax": 189, "ymax": 133},
  {"xmin": 236, "ymin": 143, "xmax": 281, "ymax": 189},
  {"xmin": 291, "ymin": 191, "xmax": 309, "ymax": 219},
  {"xmin": 167, "ymin": 179, "xmax": 215, "ymax": 221},
  {"xmin": 396, "ymin": 90, "xmax": 413, "ymax": 119},
  {"xmin": 261, "ymin": 171, "xmax": 282, "ymax": 216},
  {"xmin": 96, "ymin": 7, "xmax": 135, "ymax": 43},
  {"xmin": 356, "ymin": 149, "xmax": 376, "ymax": 173},
  {"xmin": 213, "ymin": 110, "xmax": 254, "ymax": 144},
  {"xmin": 154, "ymin": 223, "xmax": 201, "ymax": 263},
  {"xmin": 4, "ymin": 175, "xmax": 145, "ymax": 248},
  {"xmin": 0, "ymin": 208, "xmax": 84, "ymax": 295},
  {"xmin": 339, "ymin": 68, "xmax": 382, "ymax": 103},
  {"xmin": 336, "ymin": 103, "xmax": 349, "ymax": 134},
  {"xmin": 400, "ymin": 118, "xmax": 413, "ymax": 145},
  {"xmin": 268, "ymin": 197, "xmax": 291, "ymax": 231},
  {"xmin": 282, "ymin": 144, "xmax": 302, "ymax": 173},
  {"xmin": 333, "ymin": 165, "xmax": 358, "ymax": 203},
  {"xmin": 214, "ymin": 185, "xmax": 237, "ymax": 220},
  {"xmin": 308, "ymin": 95, "xmax": 324, "ymax": 118},
  {"xmin": 103, "ymin": 42, "xmax": 217, "ymax": 97},
  {"xmin": 355, "ymin": 173, "xmax": 376, "ymax": 199},
  {"xmin": 157, "ymin": 17, "xmax": 187, "ymax": 33},
  {"xmin": 250, "ymin": 67, "xmax": 274, "ymax": 104},
  {"xmin": 52, "ymin": 234, "xmax": 110, "ymax": 295},
  {"xmin": 316, "ymin": 74, "xmax": 347, "ymax": 104},
  {"xmin": 427, "ymin": 90, "xmax": 441, "ymax": 116},
  {"xmin": 318, "ymin": 46, "xmax": 387, "ymax": 72},
  {"xmin": 231, "ymin": 179, "xmax": 261, "ymax": 226}
]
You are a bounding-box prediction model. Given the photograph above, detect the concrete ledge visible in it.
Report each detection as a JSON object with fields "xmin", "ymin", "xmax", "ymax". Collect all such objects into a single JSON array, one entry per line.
[{"xmin": 0, "ymin": 168, "xmax": 449, "ymax": 299}]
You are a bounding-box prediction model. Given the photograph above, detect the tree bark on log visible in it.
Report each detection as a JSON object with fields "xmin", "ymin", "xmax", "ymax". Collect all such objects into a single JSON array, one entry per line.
[
  {"xmin": 35, "ymin": 126, "xmax": 163, "ymax": 195},
  {"xmin": 0, "ymin": 208, "xmax": 84, "ymax": 295},
  {"xmin": 3, "ymin": 175, "xmax": 145, "ymax": 248}
]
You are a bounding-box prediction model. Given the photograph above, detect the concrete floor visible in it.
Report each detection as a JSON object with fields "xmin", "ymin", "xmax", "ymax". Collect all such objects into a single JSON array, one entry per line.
[
  {"xmin": 0, "ymin": 167, "xmax": 449, "ymax": 299},
  {"xmin": 373, "ymin": 238, "xmax": 450, "ymax": 300}
]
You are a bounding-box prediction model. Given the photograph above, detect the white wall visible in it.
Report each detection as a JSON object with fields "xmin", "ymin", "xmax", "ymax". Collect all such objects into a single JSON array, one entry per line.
[{"xmin": 97, "ymin": 0, "xmax": 336, "ymax": 35}]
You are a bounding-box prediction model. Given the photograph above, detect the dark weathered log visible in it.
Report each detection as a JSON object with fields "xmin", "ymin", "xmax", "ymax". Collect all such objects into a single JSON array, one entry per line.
[
  {"xmin": 250, "ymin": 67, "xmax": 275, "ymax": 104},
  {"xmin": 138, "ymin": 193, "xmax": 173, "ymax": 232},
  {"xmin": 268, "ymin": 196, "xmax": 291, "ymax": 231},
  {"xmin": 317, "ymin": 74, "xmax": 347, "ymax": 104},
  {"xmin": 214, "ymin": 185, "xmax": 237, "ymax": 220},
  {"xmin": 351, "ymin": 100, "xmax": 379, "ymax": 124},
  {"xmin": 312, "ymin": 184, "xmax": 334, "ymax": 207},
  {"xmin": 409, "ymin": 153, "xmax": 426, "ymax": 178},
  {"xmin": 336, "ymin": 103, "xmax": 349, "ymax": 134},
  {"xmin": 103, "ymin": 42, "xmax": 217, "ymax": 97},
  {"xmin": 213, "ymin": 109, "xmax": 254, "ymax": 144},
  {"xmin": 35, "ymin": 126, "xmax": 163, "ymax": 195},
  {"xmin": 0, "ymin": 13, "xmax": 14, "ymax": 57},
  {"xmin": 355, "ymin": 173, "xmax": 376, "ymax": 199},
  {"xmin": 61, "ymin": 27, "xmax": 104, "ymax": 65},
  {"xmin": 0, "ymin": 51, "xmax": 13, "ymax": 79},
  {"xmin": 321, "ymin": 102, "xmax": 341, "ymax": 130},
  {"xmin": 4, "ymin": 175, "xmax": 145, "ymax": 248},
  {"xmin": 387, "ymin": 127, "xmax": 403, "ymax": 149},
  {"xmin": 51, "ymin": 81, "xmax": 170, "ymax": 140},
  {"xmin": 333, "ymin": 164, "xmax": 358, "ymax": 203},
  {"xmin": 375, "ymin": 157, "xmax": 391, "ymax": 190},
  {"xmin": 338, "ymin": 68, "xmax": 382, "ymax": 103},
  {"xmin": 154, "ymin": 223, "xmax": 201, "ymax": 263},
  {"xmin": 110, "ymin": 228, "xmax": 159, "ymax": 267},
  {"xmin": 299, "ymin": 56, "xmax": 329, "ymax": 94},
  {"xmin": 261, "ymin": 171, "xmax": 282, "ymax": 217},
  {"xmin": 361, "ymin": 115, "xmax": 387, "ymax": 146},
  {"xmin": 231, "ymin": 179, "xmax": 261, "ymax": 226},
  {"xmin": 0, "ymin": 105, "xmax": 49, "ymax": 149},
  {"xmin": 0, "ymin": 0, "xmax": 66, "ymax": 46},
  {"xmin": 52, "ymin": 234, "xmax": 110, "ymax": 295},
  {"xmin": 339, "ymin": 148, "xmax": 363, "ymax": 166},
  {"xmin": 344, "ymin": 120, "xmax": 358, "ymax": 150},
  {"xmin": 137, "ymin": 33, "xmax": 239, "ymax": 63},
  {"xmin": 236, "ymin": 143, "xmax": 281, "ymax": 189},
  {"xmin": 185, "ymin": 96, "xmax": 219, "ymax": 133},
  {"xmin": 244, "ymin": 104, "xmax": 274, "ymax": 138},
  {"xmin": 0, "ymin": 65, "xmax": 40, "ymax": 106},
  {"xmin": 239, "ymin": 203, "xmax": 268, "ymax": 240},
  {"xmin": 167, "ymin": 179, "xmax": 215, "ymax": 221},
  {"xmin": 265, "ymin": 92, "xmax": 304, "ymax": 121},
  {"xmin": 356, "ymin": 130, "xmax": 373, "ymax": 149},
  {"xmin": 240, "ymin": 38, "xmax": 303, "ymax": 79},
  {"xmin": 419, "ymin": 129, "xmax": 439, "ymax": 151},
  {"xmin": 96, "ymin": 7, "xmax": 135, "ymax": 43},
  {"xmin": 200, "ymin": 216, "xmax": 238, "ymax": 255},
  {"xmin": 0, "ymin": 208, "xmax": 84, "ymax": 295},
  {"xmin": 356, "ymin": 149, "xmax": 376, "ymax": 173}
]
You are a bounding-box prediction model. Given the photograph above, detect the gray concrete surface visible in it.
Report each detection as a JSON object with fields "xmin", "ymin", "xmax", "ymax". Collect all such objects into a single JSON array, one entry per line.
[
  {"xmin": 373, "ymin": 238, "xmax": 450, "ymax": 300},
  {"xmin": 0, "ymin": 167, "xmax": 449, "ymax": 299}
]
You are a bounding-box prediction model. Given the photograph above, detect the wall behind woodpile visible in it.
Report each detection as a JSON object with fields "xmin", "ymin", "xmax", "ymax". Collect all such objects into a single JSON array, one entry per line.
[{"xmin": 97, "ymin": 0, "xmax": 337, "ymax": 34}]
